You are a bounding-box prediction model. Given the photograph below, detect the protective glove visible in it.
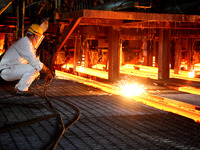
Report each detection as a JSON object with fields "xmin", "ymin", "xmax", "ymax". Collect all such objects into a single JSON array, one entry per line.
[{"xmin": 40, "ymin": 65, "xmax": 53, "ymax": 83}]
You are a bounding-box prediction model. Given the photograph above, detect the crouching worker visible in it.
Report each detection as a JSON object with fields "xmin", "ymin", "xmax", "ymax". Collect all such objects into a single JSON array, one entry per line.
[{"xmin": 0, "ymin": 24, "xmax": 53, "ymax": 96}]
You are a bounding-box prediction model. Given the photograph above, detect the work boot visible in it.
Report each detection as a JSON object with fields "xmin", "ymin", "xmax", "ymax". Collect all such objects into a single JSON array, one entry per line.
[{"xmin": 15, "ymin": 88, "xmax": 34, "ymax": 96}]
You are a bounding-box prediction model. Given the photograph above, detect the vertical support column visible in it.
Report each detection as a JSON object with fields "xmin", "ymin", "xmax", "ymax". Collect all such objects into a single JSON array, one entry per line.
[
  {"xmin": 0, "ymin": 33, "xmax": 5, "ymax": 53},
  {"xmin": 108, "ymin": 26, "xmax": 120, "ymax": 82},
  {"xmin": 120, "ymin": 42, "xmax": 123, "ymax": 68},
  {"xmin": 170, "ymin": 39, "xmax": 175, "ymax": 69},
  {"xmin": 74, "ymin": 36, "xmax": 78, "ymax": 71},
  {"xmin": 56, "ymin": 0, "xmax": 61, "ymax": 12},
  {"xmin": 148, "ymin": 41, "xmax": 153, "ymax": 66},
  {"xmin": 187, "ymin": 38, "xmax": 193, "ymax": 71},
  {"xmin": 80, "ymin": 36, "xmax": 86, "ymax": 66},
  {"xmin": 74, "ymin": 35, "xmax": 81, "ymax": 72},
  {"xmin": 153, "ymin": 39, "xmax": 158, "ymax": 67},
  {"xmin": 174, "ymin": 39, "xmax": 182, "ymax": 74},
  {"xmin": 143, "ymin": 40, "xmax": 153, "ymax": 66},
  {"xmin": 16, "ymin": 0, "xmax": 19, "ymax": 38},
  {"xmin": 84, "ymin": 40, "xmax": 89, "ymax": 68},
  {"xmin": 143, "ymin": 40, "xmax": 148, "ymax": 66},
  {"xmin": 22, "ymin": 0, "xmax": 25, "ymax": 37},
  {"xmin": 18, "ymin": 0, "xmax": 25, "ymax": 37},
  {"xmin": 158, "ymin": 29, "xmax": 170, "ymax": 80}
]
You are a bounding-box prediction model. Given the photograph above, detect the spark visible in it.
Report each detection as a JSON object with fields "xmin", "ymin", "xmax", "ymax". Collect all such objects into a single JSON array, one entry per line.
[
  {"xmin": 188, "ymin": 70, "xmax": 195, "ymax": 78},
  {"xmin": 79, "ymin": 66, "xmax": 85, "ymax": 72},
  {"xmin": 120, "ymin": 83, "xmax": 145, "ymax": 97},
  {"xmin": 114, "ymin": 77, "xmax": 146, "ymax": 98}
]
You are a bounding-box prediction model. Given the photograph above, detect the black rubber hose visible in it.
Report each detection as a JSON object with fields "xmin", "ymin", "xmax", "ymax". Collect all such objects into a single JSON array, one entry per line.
[{"xmin": 36, "ymin": 78, "xmax": 81, "ymax": 150}]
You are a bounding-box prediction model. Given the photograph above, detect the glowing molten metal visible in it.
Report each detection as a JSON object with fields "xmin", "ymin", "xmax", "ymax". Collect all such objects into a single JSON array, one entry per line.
[
  {"xmin": 114, "ymin": 78, "xmax": 146, "ymax": 98},
  {"xmin": 56, "ymin": 70, "xmax": 200, "ymax": 123},
  {"xmin": 120, "ymin": 83, "xmax": 145, "ymax": 97},
  {"xmin": 188, "ymin": 70, "xmax": 195, "ymax": 78}
]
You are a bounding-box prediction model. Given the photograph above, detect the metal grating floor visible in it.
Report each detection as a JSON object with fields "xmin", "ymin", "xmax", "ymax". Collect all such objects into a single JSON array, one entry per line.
[
  {"xmin": 0, "ymin": 79, "xmax": 200, "ymax": 150},
  {"xmin": 155, "ymin": 93, "xmax": 200, "ymax": 106}
]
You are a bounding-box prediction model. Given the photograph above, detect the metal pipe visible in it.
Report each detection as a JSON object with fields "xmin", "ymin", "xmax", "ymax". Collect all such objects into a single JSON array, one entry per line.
[
  {"xmin": 16, "ymin": 0, "xmax": 19, "ymax": 39},
  {"xmin": 55, "ymin": 0, "xmax": 61, "ymax": 12},
  {"xmin": 16, "ymin": 0, "xmax": 25, "ymax": 38},
  {"xmin": 0, "ymin": 0, "xmax": 14, "ymax": 15},
  {"xmin": 22, "ymin": 0, "xmax": 25, "ymax": 37}
]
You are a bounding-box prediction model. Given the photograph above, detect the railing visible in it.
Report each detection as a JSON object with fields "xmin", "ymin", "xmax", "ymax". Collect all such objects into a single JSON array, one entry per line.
[
  {"xmin": 61, "ymin": 0, "xmax": 115, "ymax": 12},
  {"xmin": 73, "ymin": 0, "xmax": 94, "ymax": 11}
]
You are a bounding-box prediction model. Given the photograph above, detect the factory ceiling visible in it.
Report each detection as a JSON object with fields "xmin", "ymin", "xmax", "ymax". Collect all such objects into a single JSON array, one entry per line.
[
  {"xmin": 0, "ymin": 0, "xmax": 199, "ymax": 43},
  {"xmin": 34, "ymin": 0, "xmax": 200, "ymax": 15},
  {"xmin": 0, "ymin": 0, "xmax": 200, "ymax": 19},
  {"xmin": 91, "ymin": 0, "xmax": 200, "ymax": 15},
  {"xmin": 0, "ymin": 0, "xmax": 200, "ymax": 77},
  {"xmin": 0, "ymin": 0, "xmax": 200, "ymax": 40}
]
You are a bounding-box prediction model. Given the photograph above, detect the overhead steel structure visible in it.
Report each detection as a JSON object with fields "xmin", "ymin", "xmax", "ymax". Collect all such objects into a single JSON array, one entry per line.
[
  {"xmin": 51, "ymin": 9, "xmax": 200, "ymax": 82},
  {"xmin": 1, "ymin": 1, "xmax": 200, "ymax": 82}
]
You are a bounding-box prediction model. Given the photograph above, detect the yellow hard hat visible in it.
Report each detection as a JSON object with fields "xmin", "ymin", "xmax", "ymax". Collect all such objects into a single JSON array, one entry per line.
[{"xmin": 28, "ymin": 24, "xmax": 43, "ymax": 36}]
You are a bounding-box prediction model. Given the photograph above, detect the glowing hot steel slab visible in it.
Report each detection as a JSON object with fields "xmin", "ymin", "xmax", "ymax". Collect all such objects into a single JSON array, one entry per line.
[
  {"xmin": 61, "ymin": 65, "xmax": 200, "ymax": 96},
  {"xmin": 179, "ymin": 87, "xmax": 200, "ymax": 96},
  {"xmin": 62, "ymin": 65, "xmax": 108, "ymax": 79},
  {"xmin": 68, "ymin": 64, "xmax": 200, "ymax": 82},
  {"xmin": 121, "ymin": 64, "xmax": 200, "ymax": 82},
  {"xmin": 56, "ymin": 70, "xmax": 200, "ymax": 123},
  {"xmin": 62, "ymin": 64, "xmax": 200, "ymax": 82}
]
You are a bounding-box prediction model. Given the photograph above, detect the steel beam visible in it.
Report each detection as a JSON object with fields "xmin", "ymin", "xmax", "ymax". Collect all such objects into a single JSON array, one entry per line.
[
  {"xmin": 60, "ymin": 9, "xmax": 200, "ymax": 22},
  {"xmin": 108, "ymin": 26, "xmax": 120, "ymax": 82},
  {"xmin": 187, "ymin": 38, "xmax": 193, "ymax": 71},
  {"xmin": 158, "ymin": 29, "xmax": 170, "ymax": 80},
  {"xmin": 0, "ymin": 0, "xmax": 14, "ymax": 15},
  {"xmin": 50, "ymin": 17, "xmax": 82, "ymax": 70},
  {"xmin": 174, "ymin": 39, "xmax": 182, "ymax": 74}
]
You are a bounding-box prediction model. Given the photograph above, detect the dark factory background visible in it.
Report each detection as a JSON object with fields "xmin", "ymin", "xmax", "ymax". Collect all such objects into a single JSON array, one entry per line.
[
  {"xmin": 1, "ymin": 1, "xmax": 200, "ymax": 149},
  {"xmin": 0, "ymin": 0, "xmax": 200, "ymax": 82}
]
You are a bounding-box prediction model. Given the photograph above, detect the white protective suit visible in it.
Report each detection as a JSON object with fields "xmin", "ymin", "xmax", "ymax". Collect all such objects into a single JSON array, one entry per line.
[{"xmin": 0, "ymin": 36, "xmax": 44, "ymax": 91}]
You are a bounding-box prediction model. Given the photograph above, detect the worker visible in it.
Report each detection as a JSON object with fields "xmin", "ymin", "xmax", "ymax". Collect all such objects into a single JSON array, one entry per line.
[{"xmin": 0, "ymin": 24, "xmax": 53, "ymax": 96}]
